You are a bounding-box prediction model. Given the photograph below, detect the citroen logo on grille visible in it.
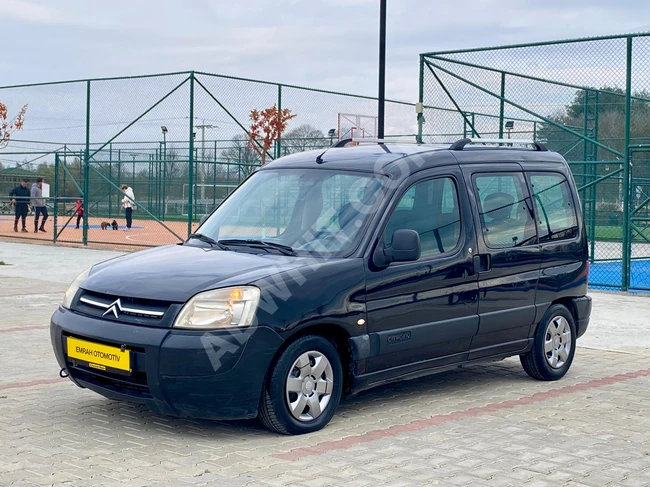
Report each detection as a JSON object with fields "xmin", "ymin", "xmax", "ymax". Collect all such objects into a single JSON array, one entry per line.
[
  {"xmin": 102, "ymin": 298, "xmax": 123, "ymax": 318},
  {"xmin": 79, "ymin": 296, "xmax": 165, "ymax": 319}
]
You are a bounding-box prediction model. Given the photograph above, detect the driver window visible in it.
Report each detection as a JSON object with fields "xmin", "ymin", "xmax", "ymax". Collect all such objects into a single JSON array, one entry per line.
[{"xmin": 384, "ymin": 177, "xmax": 461, "ymax": 258}]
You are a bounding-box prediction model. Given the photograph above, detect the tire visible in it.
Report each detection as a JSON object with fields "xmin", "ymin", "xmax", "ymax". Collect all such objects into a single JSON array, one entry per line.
[
  {"xmin": 259, "ymin": 335, "xmax": 343, "ymax": 435},
  {"xmin": 520, "ymin": 304, "xmax": 577, "ymax": 381}
]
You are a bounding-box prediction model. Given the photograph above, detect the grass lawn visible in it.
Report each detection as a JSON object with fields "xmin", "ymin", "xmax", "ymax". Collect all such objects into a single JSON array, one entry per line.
[{"xmin": 594, "ymin": 225, "xmax": 650, "ymax": 242}]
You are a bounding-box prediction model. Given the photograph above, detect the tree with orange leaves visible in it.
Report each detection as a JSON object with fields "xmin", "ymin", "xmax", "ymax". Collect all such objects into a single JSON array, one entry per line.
[
  {"xmin": 248, "ymin": 105, "xmax": 296, "ymax": 165},
  {"xmin": 0, "ymin": 102, "xmax": 28, "ymax": 149}
]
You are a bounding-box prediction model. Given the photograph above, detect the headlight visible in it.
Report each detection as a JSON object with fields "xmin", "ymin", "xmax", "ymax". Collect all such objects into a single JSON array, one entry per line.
[
  {"xmin": 173, "ymin": 286, "xmax": 260, "ymax": 330},
  {"xmin": 62, "ymin": 267, "xmax": 92, "ymax": 309}
]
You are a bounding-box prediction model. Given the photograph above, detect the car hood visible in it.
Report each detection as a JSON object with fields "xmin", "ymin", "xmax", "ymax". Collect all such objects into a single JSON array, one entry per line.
[{"xmin": 82, "ymin": 244, "xmax": 313, "ymax": 302}]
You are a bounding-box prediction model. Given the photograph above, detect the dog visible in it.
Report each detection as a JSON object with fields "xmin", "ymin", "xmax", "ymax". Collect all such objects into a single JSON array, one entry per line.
[{"xmin": 100, "ymin": 220, "xmax": 119, "ymax": 230}]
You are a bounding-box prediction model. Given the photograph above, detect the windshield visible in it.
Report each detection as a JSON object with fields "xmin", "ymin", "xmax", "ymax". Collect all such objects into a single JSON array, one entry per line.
[{"xmin": 198, "ymin": 169, "xmax": 386, "ymax": 257}]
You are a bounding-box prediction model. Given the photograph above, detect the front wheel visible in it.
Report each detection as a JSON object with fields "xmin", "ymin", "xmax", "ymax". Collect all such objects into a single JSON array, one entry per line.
[
  {"xmin": 520, "ymin": 304, "xmax": 577, "ymax": 381},
  {"xmin": 259, "ymin": 335, "xmax": 343, "ymax": 435}
]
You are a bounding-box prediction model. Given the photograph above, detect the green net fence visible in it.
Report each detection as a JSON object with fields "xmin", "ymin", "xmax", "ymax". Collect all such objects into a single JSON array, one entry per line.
[
  {"xmin": 420, "ymin": 33, "xmax": 650, "ymax": 291},
  {"xmin": 4, "ymin": 35, "xmax": 650, "ymax": 292},
  {"xmin": 0, "ymin": 71, "xmax": 418, "ymax": 249}
]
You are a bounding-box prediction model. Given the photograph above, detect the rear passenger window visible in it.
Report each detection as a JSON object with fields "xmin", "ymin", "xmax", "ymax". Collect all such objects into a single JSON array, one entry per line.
[
  {"xmin": 384, "ymin": 177, "xmax": 461, "ymax": 258},
  {"xmin": 474, "ymin": 173, "xmax": 536, "ymax": 248},
  {"xmin": 529, "ymin": 173, "xmax": 578, "ymax": 242}
]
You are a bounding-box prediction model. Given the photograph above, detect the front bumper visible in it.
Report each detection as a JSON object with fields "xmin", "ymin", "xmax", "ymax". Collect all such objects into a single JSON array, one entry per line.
[{"xmin": 50, "ymin": 307, "xmax": 283, "ymax": 420}]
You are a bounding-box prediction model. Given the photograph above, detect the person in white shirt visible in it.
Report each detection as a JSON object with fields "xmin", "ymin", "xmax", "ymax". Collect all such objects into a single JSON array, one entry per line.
[{"xmin": 120, "ymin": 184, "xmax": 136, "ymax": 230}]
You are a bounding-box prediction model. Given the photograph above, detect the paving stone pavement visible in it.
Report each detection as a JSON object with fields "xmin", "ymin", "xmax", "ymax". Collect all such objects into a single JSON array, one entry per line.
[{"xmin": 0, "ymin": 242, "xmax": 649, "ymax": 486}]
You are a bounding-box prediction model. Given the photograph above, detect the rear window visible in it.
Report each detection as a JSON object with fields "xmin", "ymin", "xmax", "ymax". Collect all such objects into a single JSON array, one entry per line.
[
  {"xmin": 528, "ymin": 173, "xmax": 578, "ymax": 242},
  {"xmin": 473, "ymin": 173, "xmax": 537, "ymax": 248}
]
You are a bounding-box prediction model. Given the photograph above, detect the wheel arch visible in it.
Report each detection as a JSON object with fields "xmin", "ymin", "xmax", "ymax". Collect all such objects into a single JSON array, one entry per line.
[
  {"xmin": 553, "ymin": 297, "xmax": 577, "ymax": 320},
  {"xmin": 264, "ymin": 324, "xmax": 354, "ymax": 396}
]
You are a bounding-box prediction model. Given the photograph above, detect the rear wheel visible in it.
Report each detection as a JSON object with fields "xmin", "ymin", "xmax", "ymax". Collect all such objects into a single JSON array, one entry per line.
[
  {"xmin": 259, "ymin": 335, "xmax": 343, "ymax": 435},
  {"xmin": 520, "ymin": 304, "xmax": 576, "ymax": 381}
]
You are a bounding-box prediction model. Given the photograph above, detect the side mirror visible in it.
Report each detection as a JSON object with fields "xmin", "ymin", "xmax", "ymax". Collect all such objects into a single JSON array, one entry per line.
[
  {"xmin": 199, "ymin": 214, "xmax": 209, "ymax": 226},
  {"xmin": 374, "ymin": 229, "xmax": 421, "ymax": 267}
]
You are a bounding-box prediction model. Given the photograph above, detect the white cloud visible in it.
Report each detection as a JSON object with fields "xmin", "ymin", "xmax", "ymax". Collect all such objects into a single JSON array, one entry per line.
[
  {"xmin": 2, "ymin": 1, "xmax": 650, "ymax": 112},
  {"xmin": 0, "ymin": 0, "xmax": 63, "ymax": 24}
]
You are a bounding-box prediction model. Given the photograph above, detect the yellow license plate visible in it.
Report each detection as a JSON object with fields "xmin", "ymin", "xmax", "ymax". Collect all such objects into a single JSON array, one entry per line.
[{"xmin": 66, "ymin": 336, "xmax": 131, "ymax": 373}]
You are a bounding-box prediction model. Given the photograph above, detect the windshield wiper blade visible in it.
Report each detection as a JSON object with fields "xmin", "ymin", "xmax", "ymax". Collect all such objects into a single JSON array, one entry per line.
[
  {"xmin": 218, "ymin": 239, "xmax": 296, "ymax": 256},
  {"xmin": 188, "ymin": 233, "xmax": 229, "ymax": 251}
]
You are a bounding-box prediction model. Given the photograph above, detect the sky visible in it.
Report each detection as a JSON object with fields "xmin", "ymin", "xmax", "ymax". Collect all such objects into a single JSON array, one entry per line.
[
  {"xmin": 2, "ymin": 0, "xmax": 650, "ymax": 167},
  {"xmin": 4, "ymin": 0, "xmax": 650, "ymax": 103}
]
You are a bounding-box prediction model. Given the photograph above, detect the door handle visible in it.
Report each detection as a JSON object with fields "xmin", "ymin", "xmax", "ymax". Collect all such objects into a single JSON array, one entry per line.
[{"xmin": 473, "ymin": 254, "xmax": 492, "ymax": 272}]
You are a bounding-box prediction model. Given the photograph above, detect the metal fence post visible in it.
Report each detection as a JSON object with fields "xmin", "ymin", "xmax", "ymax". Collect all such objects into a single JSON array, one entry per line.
[
  {"xmin": 83, "ymin": 80, "xmax": 91, "ymax": 245},
  {"xmin": 117, "ymin": 149, "xmax": 121, "ymax": 197},
  {"xmin": 590, "ymin": 91, "xmax": 599, "ymax": 263},
  {"xmin": 277, "ymin": 84, "xmax": 282, "ymax": 159},
  {"xmin": 148, "ymin": 154, "xmax": 153, "ymax": 212},
  {"xmin": 417, "ymin": 55, "xmax": 424, "ymax": 143},
  {"xmin": 161, "ymin": 145, "xmax": 167, "ymax": 220},
  {"xmin": 498, "ymin": 72, "xmax": 506, "ymax": 138},
  {"xmin": 188, "ymin": 71, "xmax": 195, "ymax": 238},
  {"xmin": 581, "ymin": 89, "xmax": 589, "ymax": 239},
  {"xmin": 582, "ymin": 90, "xmax": 589, "ymax": 162},
  {"xmin": 622, "ymin": 37, "xmax": 633, "ymax": 291},
  {"xmin": 53, "ymin": 153, "xmax": 59, "ymax": 243},
  {"xmin": 109, "ymin": 143, "xmax": 113, "ymax": 217}
]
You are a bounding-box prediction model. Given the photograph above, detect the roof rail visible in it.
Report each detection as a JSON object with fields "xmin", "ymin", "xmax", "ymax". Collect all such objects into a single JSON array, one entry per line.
[
  {"xmin": 450, "ymin": 138, "xmax": 548, "ymax": 152},
  {"xmin": 334, "ymin": 137, "xmax": 421, "ymax": 147}
]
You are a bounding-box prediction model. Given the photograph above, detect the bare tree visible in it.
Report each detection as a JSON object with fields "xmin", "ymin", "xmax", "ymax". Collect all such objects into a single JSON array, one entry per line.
[
  {"xmin": 281, "ymin": 124, "xmax": 328, "ymax": 154},
  {"xmin": 221, "ymin": 135, "xmax": 261, "ymax": 178}
]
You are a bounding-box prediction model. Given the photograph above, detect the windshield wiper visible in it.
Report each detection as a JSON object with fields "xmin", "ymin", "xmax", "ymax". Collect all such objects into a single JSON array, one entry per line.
[
  {"xmin": 188, "ymin": 233, "xmax": 229, "ymax": 251},
  {"xmin": 218, "ymin": 239, "xmax": 296, "ymax": 256}
]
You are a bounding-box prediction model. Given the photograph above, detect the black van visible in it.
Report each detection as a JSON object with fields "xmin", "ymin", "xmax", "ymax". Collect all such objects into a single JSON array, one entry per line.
[{"xmin": 51, "ymin": 138, "xmax": 592, "ymax": 435}]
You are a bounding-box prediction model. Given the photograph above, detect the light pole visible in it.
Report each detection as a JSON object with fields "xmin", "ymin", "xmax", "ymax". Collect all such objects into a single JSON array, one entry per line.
[
  {"xmin": 194, "ymin": 121, "xmax": 216, "ymax": 202},
  {"xmin": 377, "ymin": 0, "xmax": 387, "ymax": 141},
  {"xmin": 161, "ymin": 126, "xmax": 168, "ymax": 218},
  {"xmin": 328, "ymin": 128, "xmax": 336, "ymax": 146},
  {"xmin": 161, "ymin": 126, "xmax": 168, "ymax": 152},
  {"xmin": 130, "ymin": 153, "xmax": 137, "ymax": 195}
]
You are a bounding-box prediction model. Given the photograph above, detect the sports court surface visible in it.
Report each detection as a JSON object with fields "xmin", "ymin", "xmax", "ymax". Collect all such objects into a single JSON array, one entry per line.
[{"xmin": 0, "ymin": 215, "xmax": 195, "ymax": 249}]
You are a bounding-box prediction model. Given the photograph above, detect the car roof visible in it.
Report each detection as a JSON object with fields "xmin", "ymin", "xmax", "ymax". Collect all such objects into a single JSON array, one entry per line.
[
  {"xmin": 262, "ymin": 143, "xmax": 567, "ymax": 175},
  {"xmin": 264, "ymin": 144, "xmax": 444, "ymax": 171}
]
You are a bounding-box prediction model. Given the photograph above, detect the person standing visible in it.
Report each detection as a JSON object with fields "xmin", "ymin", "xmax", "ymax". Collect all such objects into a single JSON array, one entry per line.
[
  {"xmin": 120, "ymin": 184, "xmax": 136, "ymax": 231},
  {"xmin": 31, "ymin": 177, "xmax": 48, "ymax": 233},
  {"xmin": 74, "ymin": 199, "xmax": 84, "ymax": 229},
  {"xmin": 9, "ymin": 178, "xmax": 30, "ymax": 233}
]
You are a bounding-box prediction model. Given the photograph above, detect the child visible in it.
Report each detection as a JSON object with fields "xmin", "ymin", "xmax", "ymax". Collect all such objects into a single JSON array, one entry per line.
[{"xmin": 75, "ymin": 199, "xmax": 84, "ymax": 229}]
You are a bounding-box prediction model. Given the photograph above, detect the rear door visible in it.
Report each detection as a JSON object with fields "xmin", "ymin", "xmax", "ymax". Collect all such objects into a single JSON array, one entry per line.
[
  {"xmin": 526, "ymin": 168, "xmax": 586, "ymax": 317},
  {"xmin": 462, "ymin": 164, "xmax": 542, "ymax": 359}
]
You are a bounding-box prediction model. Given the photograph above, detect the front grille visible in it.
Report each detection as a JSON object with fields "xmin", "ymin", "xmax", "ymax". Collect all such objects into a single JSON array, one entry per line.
[
  {"xmin": 73, "ymin": 290, "xmax": 174, "ymax": 326},
  {"xmin": 69, "ymin": 366, "xmax": 152, "ymax": 399}
]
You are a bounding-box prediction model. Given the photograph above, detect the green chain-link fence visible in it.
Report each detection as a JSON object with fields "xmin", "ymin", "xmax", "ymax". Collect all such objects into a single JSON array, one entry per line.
[
  {"xmin": 419, "ymin": 33, "xmax": 650, "ymax": 291},
  {"xmin": 4, "ymin": 36, "xmax": 650, "ymax": 291},
  {"xmin": 1, "ymin": 70, "xmax": 421, "ymax": 249}
]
